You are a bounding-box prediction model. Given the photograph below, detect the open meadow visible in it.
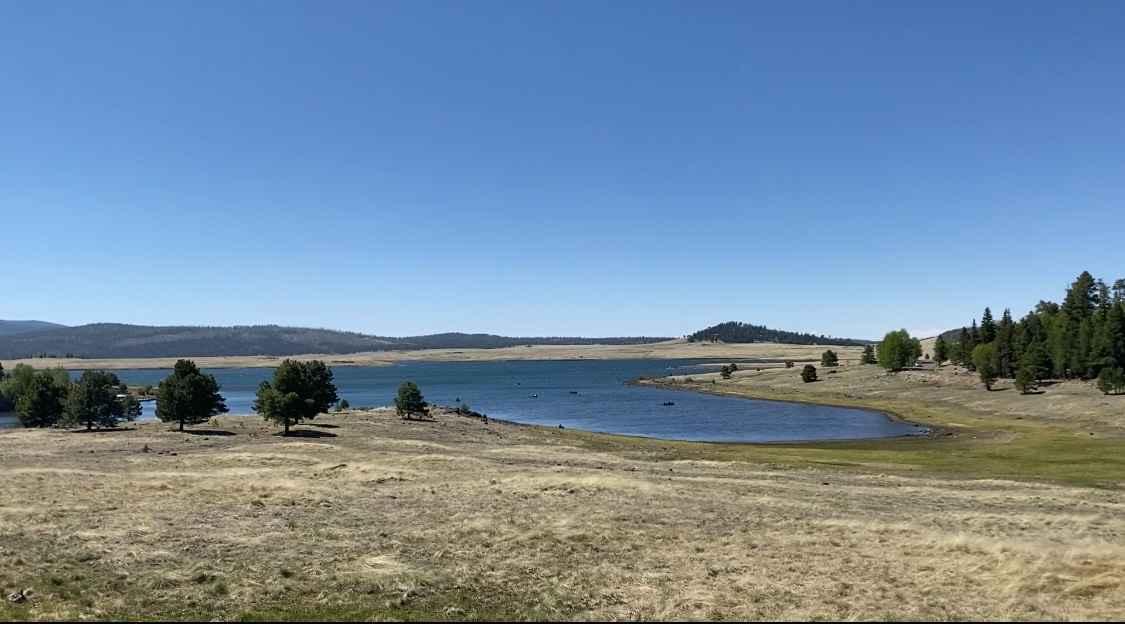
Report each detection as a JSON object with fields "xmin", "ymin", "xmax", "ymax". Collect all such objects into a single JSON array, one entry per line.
[{"xmin": 2, "ymin": 359, "xmax": 1124, "ymax": 621}]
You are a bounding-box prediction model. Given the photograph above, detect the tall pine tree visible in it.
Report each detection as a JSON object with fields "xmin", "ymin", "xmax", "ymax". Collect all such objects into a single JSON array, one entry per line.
[
  {"xmin": 993, "ymin": 308, "xmax": 1016, "ymax": 378},
  {"xmin": 980, "ymin": 308, "xmax": 996, "ymax": 344}
]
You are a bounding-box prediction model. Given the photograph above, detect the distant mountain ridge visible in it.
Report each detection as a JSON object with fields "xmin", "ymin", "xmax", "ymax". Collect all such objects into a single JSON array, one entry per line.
[
  {"xmin": 687, "ymin": 321, "xmax": 869, "ymax": 346},
  {"xmin": 0, "ymin": 323, "xmax": 671, "ymax": 359},
  {"xmin": 0, "ymin": 320, "xmax": 67, "ymax": 337}
]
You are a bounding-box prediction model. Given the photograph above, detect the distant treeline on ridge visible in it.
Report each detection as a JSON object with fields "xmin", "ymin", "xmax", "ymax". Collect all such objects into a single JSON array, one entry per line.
[
  {"xmin": 0, "ymin": 323, "xmax": 671, "ymax": 360},
  {"xmin": 687, "ymin": 321, "xmax": 868, "ymax": 346}
]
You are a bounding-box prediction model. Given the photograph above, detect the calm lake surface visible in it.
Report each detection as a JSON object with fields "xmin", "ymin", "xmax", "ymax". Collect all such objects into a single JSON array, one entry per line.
[{"xmin": 0, "ymin": 359, "xmax": 925, "ymax": 442}]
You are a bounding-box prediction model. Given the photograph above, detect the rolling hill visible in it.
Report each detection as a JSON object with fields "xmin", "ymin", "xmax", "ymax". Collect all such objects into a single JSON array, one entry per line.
[
  {"xmin": 686, "ymin": 321, "xmax": 869, "ymax": 346},
  {"xmin": 0, "ymin": 323, "xmax": 670, "ymax": 359},
  {"xmin": 0, "ymin": 320, "xmax": 67, "ymax": 337}
]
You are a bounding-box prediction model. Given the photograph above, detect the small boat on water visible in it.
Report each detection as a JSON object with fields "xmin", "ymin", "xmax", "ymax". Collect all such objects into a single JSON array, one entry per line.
[
  {"xmin": 529, "ymin": 393, "xmax": 539, "ymax": 398},
  {"xmin": 662, "ymin": 401, "xmax": 675, "ymax": 406},
  {"xmin": 569, "ymin": 391, "xmax": 579, "ymax": 395}
]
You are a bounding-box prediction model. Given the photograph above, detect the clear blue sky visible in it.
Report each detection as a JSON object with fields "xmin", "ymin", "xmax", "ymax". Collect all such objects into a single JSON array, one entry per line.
[{"xmin": 3, "ymin": 1, "xmax": 1123, "ymax": 339}]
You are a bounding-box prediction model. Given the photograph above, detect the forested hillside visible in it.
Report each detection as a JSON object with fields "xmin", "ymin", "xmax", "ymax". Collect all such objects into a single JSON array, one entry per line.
[
  {"xmin": 687, "ymin": 321, "xmax": 868, "ymax": 346},
  {"xmin": 0, "ymin": 323, "xmax": 669, "ymax": 359},
  {"xmin": 0, "ymin": 320, "xmax": 67, "ymax": 336}
]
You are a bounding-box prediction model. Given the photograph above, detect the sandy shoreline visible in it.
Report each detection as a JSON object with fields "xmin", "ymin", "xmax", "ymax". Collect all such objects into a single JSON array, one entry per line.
[{"xmin": 0, "ymin": 340, "xmax": 865, "ymax": 370}]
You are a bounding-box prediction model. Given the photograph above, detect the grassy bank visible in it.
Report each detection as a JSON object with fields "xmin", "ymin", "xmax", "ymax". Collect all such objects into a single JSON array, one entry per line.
[{"xmin": 633, "ymin": 363, "xmax": 1125, "ymax": 488}]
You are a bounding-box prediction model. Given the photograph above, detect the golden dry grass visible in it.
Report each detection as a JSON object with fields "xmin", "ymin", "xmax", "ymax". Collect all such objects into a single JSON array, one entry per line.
[
  {"xmin": 2, "ymin": 401, "xmax": 1124, "ymax": 620},
  {"xmin": 0, "ymin": 340, "xmax": 861, "ymax": 370}
]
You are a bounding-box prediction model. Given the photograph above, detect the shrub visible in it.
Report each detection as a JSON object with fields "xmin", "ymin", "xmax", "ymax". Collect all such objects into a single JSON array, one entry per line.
[
  {"xmin": 821, "ymin": 350, "xmax": 838, "ymax": 367},
  {"xmin": 972, "ymin": 344, "xmax": 998, "ymax": 390},
  {"xmin": 719, "ymin": 364, "xmax": 734, "ymax": 379},
  {"xmin": 1014, "ymin": 366, "xmax": 1038, "ymax": 394},
  {"xmin": 785, "ymin": 361, "xmax": 794, "ymax": 369},
  {"xmin": 801, "ymin": 365, "xmax": 817, "ymax": 383}
]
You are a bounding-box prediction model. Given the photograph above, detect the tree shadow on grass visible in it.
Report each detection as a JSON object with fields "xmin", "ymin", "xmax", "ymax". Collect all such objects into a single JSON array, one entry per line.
[
  {"xmin": 276, "ymin": 429, "xmax": 338, "ymax": 438},
  {"xmin": 70, "ymin": 427, "xmax": 133, "ymax": 433},
  {"xmin": 182, "ymin": 429, "xmax": 236, "ymax": 436},
  {"xmin": 309, "ymin": 423, "xmax": 340, "ymax": 429}
]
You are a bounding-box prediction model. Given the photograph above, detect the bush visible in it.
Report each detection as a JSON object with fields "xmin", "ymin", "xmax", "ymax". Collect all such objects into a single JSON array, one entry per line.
[
  {"xmin": 972, "ymin": 344, "xmax": 998, "ymax": 390},
  {"xmin": 719, "ymin": 364, "xmax": 734, "ymax": 379},
  {"xmin": 785, "ymin": 361, "xmax": 794, "ymax": 369},
  {"xmin": 801, "ymin": 365, "xmax": 817, "ymax": 383},
  {"xmin": 1014, "ymin": 366, "xmax": 1038, "ymax": 394},
  {"xmin": 821, "ymin": 350, "xmax": 838, "ymax": 367}
]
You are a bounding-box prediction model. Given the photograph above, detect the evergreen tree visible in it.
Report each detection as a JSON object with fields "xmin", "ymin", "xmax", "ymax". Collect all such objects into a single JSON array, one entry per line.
[
  {"xmin": 65, "ymin": 370, "xmax": 132, "ymax": 430},
  {"xmin": 958, "ymin": 327, "xmax": 972, "ymax": 367},
  {"xmin": 1096, "ymin": 367, "xmax": 1125, "ymax": 395},
  {"xmin": 395, "ymin": 381, "xmax": 428, "ymax": 419},
  {"xmin": 1113, "ymin": 279, "xmax": 1125, "ymax": 305},
  {"xmin": 15, "ymin": 371, "xmax": 67, "ymax": 427},
  {"xmin": 820, "ymin": 350, "xmax": 838, "ymax": 367},
  {"xmin": 1047, "ymin": 311, "xmax": 1070, "ymax": 377},
  {"xmin": 993, "ymin": 309, "xmax": 1016, "ymax": 378},
  {"xmin": 934, "ymin": 336, "xmax": 949, "ymax": 365},
  {"xmin": 860, "ymin": 344, "xmax": 877, "ymax": 365},
  {"xmin": 801, "ymin": 365, "xmax": 818, "ymax": 383},
  {"xmin": 155, "ymin": 359, "xmax": 229, "ymax": 432},
  {"xmin": 1019, "ymin": 343, "xmax": 1051, "ymax": 381},
  {"xmin": 980, "ymin": 308, "xmax": 996, "ymax": 344},
  {"xmin": 254, "ymin": 359, "xmax": 338, "ymax": 434}
]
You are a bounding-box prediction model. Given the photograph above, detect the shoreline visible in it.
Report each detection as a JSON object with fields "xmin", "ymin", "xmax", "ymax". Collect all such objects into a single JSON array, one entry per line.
[{"xmin": 630, "ymin": 376, "xmax": 942, "ymax": 441}]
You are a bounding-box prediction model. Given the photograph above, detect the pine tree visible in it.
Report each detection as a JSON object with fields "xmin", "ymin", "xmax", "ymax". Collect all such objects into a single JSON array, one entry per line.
[
  {"xmin": 980, "ymin": 308, "xmax": 996, "ymax": 344},
  {"xmin": 958, "ymin": 327, "xmax": 972, "ymax": 368},
  {"xmin": 155, "ymin": 359, "xmax": 229, "ymax": 432},
  {"xmin": 933, "ymin": 336, "xmax": 948, "ymax": 365},
  {"xmin": 993, "ymin": 309, "xmax": 1016, "ymax": 378},
  {"xmin": 254, "ymin": 359, "xmax": 338, "ymax": 434},
  {"xmin": 860, "ymin": 344, "xmax": 877, "ymax": 365},
  {"xmin": 395, "ymin": 381, "xmax": 428, "ymax": 419}
]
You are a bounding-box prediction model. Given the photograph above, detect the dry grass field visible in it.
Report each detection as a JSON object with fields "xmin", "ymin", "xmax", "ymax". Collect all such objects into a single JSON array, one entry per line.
[
  {"xmin": 0, "ymin": 340, "xmax": 861, "ymax": 371},
  {"xmin": 2, "ymin": 359, "xmax": 1125, "ymax": 621}
]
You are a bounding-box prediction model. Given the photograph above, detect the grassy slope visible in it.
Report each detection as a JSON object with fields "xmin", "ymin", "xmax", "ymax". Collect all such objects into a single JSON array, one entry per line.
[{"xmin": 633, "ymin": 363, "xmax": 1125, "ymax": 487}]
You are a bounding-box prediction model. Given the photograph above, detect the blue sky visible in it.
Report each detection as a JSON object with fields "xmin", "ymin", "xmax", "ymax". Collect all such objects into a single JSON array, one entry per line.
[{"xmin": 2, "ymin": 1, "xmax": 1123, "ymax": 339}]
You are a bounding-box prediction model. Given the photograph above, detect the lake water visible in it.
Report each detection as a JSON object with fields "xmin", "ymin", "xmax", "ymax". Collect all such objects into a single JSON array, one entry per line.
[{"xmin": 0, "ymin": 359, "xmax": 925, "ymax": 442}]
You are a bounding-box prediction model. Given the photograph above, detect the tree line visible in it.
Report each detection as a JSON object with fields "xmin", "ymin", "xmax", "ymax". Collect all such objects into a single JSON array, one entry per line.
[
  {"xmin": 687, "ymin": 321, "xmax": 867, "ymax": 346},
  {"xmin": 2, "ymin": 358, "xmax": 438, "ymax": 433},
  {"xmin": 933, "ymin": 271, "xmax": 1124, "ymax": 393}
]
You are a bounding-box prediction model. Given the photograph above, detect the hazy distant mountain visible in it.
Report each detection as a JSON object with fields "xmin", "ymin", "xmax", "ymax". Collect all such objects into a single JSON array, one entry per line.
[
  {"xmin": 0, "ymin": 320, "xmax": 67, "ymax": 337},
  {"xmin": 687, "ymin": 321, "xmax": 869, "ymax": 346},
  {"xmin": 0, "ymin": 323, "xmax": 670, "ymax": 359}
]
